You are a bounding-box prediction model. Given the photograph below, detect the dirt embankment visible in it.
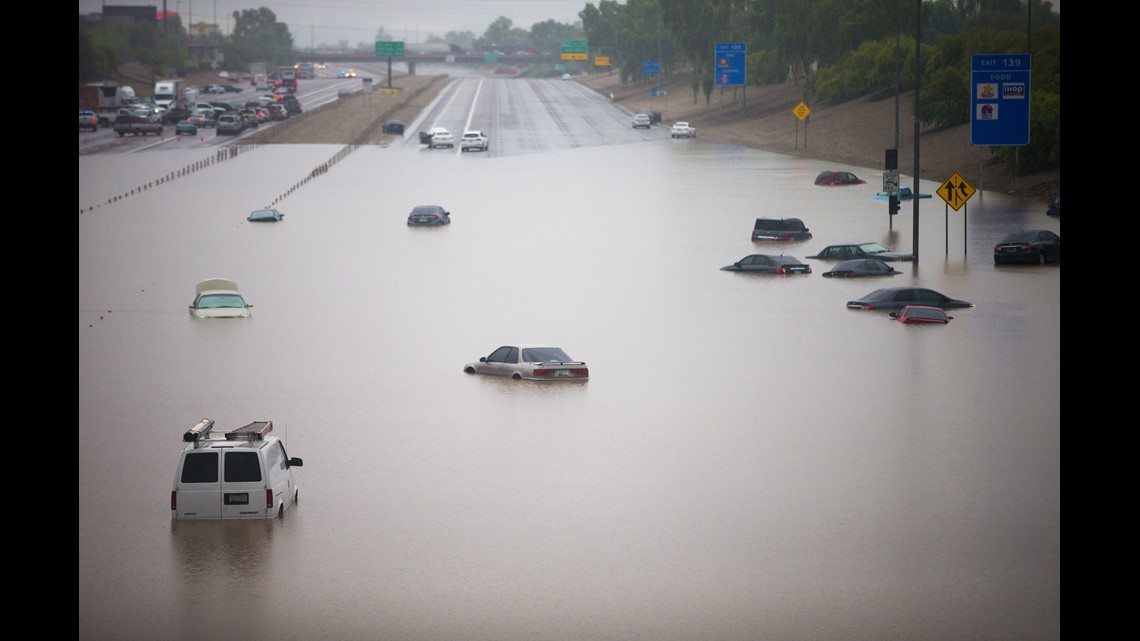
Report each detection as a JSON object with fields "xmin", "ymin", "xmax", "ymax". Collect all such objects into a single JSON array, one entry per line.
[{"xmin": 577, "ymin": 70, "xmax": 1058, "ymax": 203}]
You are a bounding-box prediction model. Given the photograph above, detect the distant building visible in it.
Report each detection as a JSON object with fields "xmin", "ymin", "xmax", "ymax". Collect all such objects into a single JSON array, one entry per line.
[{"xmin": 101, "ymin": 5, "xmax": 158, "ymax": 29}]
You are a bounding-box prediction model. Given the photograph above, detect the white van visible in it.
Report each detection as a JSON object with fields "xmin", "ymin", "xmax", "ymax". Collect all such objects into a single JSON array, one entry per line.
[{"xmin": 171, "ymin": 419, "xmax": 303, "ymax": 520}]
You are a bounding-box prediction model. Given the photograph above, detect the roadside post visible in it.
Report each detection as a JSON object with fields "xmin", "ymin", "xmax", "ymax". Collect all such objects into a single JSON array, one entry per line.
[
  {"xmin": 792, "ymin": 101, "xmax": 810, "ymax": 149},
  {"xmin": 970, "ymin": 54, "xmax": 1031, "ymax": 194},
  {"xmin": 884, "ymin": 148, "xmax": 899, "ymax": 229},
  {"xmin": 936, "ymin": 172, "xmax": 977, "ymax": 255},
  {"xmin": 375, "ymin": 41, "xmax": 405, "ymax": 88},
  {"xmin": 643, "ymin": 61, "xmax": 660, "ymax": 113},
  {"xmin": 714, "ymin": 42, "xmax": 746, "ymax": 111}
]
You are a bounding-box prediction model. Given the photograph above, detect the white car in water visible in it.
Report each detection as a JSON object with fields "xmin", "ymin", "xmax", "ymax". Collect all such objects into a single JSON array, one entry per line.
[
  {"xmin": 670, "ymin": 121, "xmax": 696, "ymax": 138},
  {"xmin": 188, "ymin": 278, "xmax": 252, "ymax": 318}
]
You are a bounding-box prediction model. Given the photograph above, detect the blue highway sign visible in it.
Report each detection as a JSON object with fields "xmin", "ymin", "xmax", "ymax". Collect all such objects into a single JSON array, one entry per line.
[{"xmin": 971, "ymin": 54, "xmax": 1030, "ymax": 146}]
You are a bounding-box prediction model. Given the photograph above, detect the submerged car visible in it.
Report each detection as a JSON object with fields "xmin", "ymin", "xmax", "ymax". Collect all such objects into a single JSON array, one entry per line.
[
  {"xmin": 846, "ymin": 287, "xmax": 972, "ymax": 311},
  {"xmin": 807, "ymin": 243, "xmax": 915, "ymax": 262},
  {"xmin": 247, "ymin": 208, "xmax": 284, "ymax": 222},
  {"xmin": 720, "ymin": 254, "xmax": 812, "ymax": 274},
  {"xmin": 464, "ymin": 345, "xmax": 589, "ymax": 381},
  {"xmin": 821, "ymin": 258, "xmax": 903, "ymax": 278},
  {"xmin": 670, "ymin": 122, "xmax": 696, "ymax": 138},
  {"xmin": 814, "ymin": 170, "xmax": 866, "ymax": 186},
  {"xmin": 890, "ymin": 305, "xmax": 953, "ymax": 324},
  {"xmin": 171, "ymin": 418, "xmax": 302, "ymax": 520},
  {"xmin": 632, "ymin": 113, "xmax": 652, "ymax": 129},
  {"xmin": 189, "ymin": 278, "xmax": 252, "ymax": 318},
  {"xmin": 993, "ymin": 230, "xmax": 1061, "ymax": 265},
  {"xmin": 1046, "ymin": 196, "xmax": 1060, "ymax": 217},
  {"xmin": 382, "ymin": 119, "xmax": 405, "ymax": 135},
  {"xmin": 751, "ymin": 217, "xmax": 812, "ymax": 241},
  {"xmin": 407, "ymin": 205, "xmax": 450, "ymax": 226}
]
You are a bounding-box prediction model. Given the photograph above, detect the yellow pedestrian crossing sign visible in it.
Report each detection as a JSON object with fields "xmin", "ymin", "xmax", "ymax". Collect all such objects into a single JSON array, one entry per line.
[{"xmin": 937, "ymin": 172, "xmax": 976, "ymax": 211}]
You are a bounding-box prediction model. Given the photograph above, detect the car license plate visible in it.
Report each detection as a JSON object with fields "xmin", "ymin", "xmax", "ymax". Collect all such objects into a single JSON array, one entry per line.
[
  {"xmin": 224, "ymin": 493, "xmax": 249, "ymax": 505},
  {"xmin": 555, "ymin": 369, "xmax": 571, "ymax": 377}
]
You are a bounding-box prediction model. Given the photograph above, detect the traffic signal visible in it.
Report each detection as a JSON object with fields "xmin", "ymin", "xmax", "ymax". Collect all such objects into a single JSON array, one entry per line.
[{"xmin": 889, "ymin": 194, "xmax": 900, "ymax": 215}]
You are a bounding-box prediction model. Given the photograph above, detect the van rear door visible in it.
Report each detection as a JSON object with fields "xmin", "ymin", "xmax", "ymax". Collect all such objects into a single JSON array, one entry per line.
[
  {"xmin": 173, "ymin": 450, "xmax": 222, "ymax": 518},
  {"xmin": 220, "ymin": 450, "xmax": 270, "ymax": 518}
]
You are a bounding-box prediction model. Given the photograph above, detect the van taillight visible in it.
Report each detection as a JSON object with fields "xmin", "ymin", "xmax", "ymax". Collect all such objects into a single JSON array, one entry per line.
[
  {"xmin": 266, "ymin": 489, "xmax": 274, "ymax": 509},
  {"xmin": 170, "ymin": 491, "xmax": 177, "ymax": 511}
]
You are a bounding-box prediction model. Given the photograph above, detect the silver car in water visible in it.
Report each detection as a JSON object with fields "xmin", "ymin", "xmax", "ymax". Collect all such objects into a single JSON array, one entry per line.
[{"xmin": 464, "ymin": 345, "xmax": 589, "ymax": 381}]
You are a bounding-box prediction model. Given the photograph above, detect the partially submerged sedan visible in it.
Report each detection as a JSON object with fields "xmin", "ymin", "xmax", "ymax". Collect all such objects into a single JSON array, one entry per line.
[
  {"xmin": 189, "ymin": 278, "xmax": 252, "ymax": 318},
  {"xmin": 814, "ymin": 170, "xmax": 866, "ymax": 186},
  {"xmin": 821, "ymin": 258, "xmax": 903, "ymax": 278},
  {"xmin": 993, "ymin": 230, "xmax": 1061, "ymax": 265},
  {"xmin": 807, "ymin": 242, "xmax": 915, "ymax": 262},
  {"xmin": 464, "ymin": 345, "xmax": 589, "ymax": 381},
  {"xmin": 247, "ymin": 208, "xmax": 284, "ymax": 222},
  {"xmin": 720, "ymin": 254, "xmax": 812, "ymax": 274},
  {"xmin": 407, "ymin": 205, "xmax": 450, "ymax": 226},
  {"xmin": 846, "ymin": 287, "xmax": 972, "ymax": 311}
]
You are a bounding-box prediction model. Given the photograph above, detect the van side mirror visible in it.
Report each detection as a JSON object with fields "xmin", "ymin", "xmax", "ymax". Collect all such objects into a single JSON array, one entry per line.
[{"xmin": 288, "ymin": 457, "xmax": 304, "ymax": 467}]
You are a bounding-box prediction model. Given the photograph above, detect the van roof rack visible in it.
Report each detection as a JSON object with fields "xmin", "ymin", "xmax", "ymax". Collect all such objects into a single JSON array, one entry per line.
[
  {"xmin": 225, "ymin": 421, "xmax": 273, "ymax": 441},
  {"xmin": 183, "ymin": 418, "xmax": 215, "ymax": 442}
]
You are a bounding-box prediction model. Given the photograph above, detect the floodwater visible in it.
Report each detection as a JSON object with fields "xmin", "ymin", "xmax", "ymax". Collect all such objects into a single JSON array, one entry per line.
[{"xmin": 79, "ymin": 136, "xmax": 1059, "ymax": 641}]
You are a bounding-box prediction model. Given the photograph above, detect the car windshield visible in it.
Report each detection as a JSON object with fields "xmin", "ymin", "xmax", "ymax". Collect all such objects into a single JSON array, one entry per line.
[
  {"xmin": 859, "ymin": 243, "xmax": 891, "ymax": 254},
  {"xmin": 907, "ymin": 308, "xmax": 945, "ymax": 320},
  {"xmin": 521, "ymin": 347, "xmax": 572, "ymax": 363},
  {"xmin": 196, "ymin": 294, "xmax": 245, "ymax": 309},
  {"xmin": 412, "ymin": 206, "xmax": 440, "ymax": 215},
  {"xmin": 249, "ymin": 210, "xmax": 277, "ymax": 220}
]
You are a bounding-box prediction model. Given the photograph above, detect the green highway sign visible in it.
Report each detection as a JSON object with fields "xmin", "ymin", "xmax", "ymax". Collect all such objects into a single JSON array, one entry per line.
[
  {"xmin": 375, "ymin": 41, "xmax": 405, "ymax": 58},
  {"xmin": 561, "ymin": 39, "xmax": 588, "ymax": 60}
]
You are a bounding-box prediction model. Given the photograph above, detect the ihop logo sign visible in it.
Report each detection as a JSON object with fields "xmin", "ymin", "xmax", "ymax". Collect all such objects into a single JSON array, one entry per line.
[{"xmin": 1002, "ymin": 83, "xmax": 1026, "ymax": 99}]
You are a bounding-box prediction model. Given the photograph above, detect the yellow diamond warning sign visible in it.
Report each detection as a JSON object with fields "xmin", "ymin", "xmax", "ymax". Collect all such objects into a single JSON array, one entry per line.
[
  {"xmin": 793, "ymin": 101, "xmax": 811, "ymax": 121},
  {"xmin": 936, "ymin": 172, "xmax": 976, "ymax": 211}
]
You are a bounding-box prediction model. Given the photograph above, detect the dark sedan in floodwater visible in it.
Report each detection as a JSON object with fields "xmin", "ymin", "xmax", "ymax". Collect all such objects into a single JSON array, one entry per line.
[
  {"xmin": 721, "ymin": 254, "xmax": 812, "ymax": 274},
  {"xmin": 407, "ymin": 205, "xmax": 451, "ymax": 226},
  {"xmin": 247, "ymin": 208, "xmax": 284, "ymax": 222},
  {"xmin": 814, "ymin": 170, "xmax": 866, "ymax": 186},
  {"xmin": 821, "ymin": 258, "xmax": 903, "ymax": 278},
  {"xmin": 993, "ymin": 230, "xmax": 1061, "ymax": 265},
  {"xmin": 846, "ymin": 287, "xmax": 972, "ymax": 311}
]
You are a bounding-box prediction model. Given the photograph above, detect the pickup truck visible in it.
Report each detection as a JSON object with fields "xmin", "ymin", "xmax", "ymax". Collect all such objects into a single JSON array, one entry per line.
[
  {"xmin": 113, "ymin": 112, "xmax": 164, "ymax": 137},
  {"xmin": 460, "ymin": 130, "xmax": 489, "ymax": 152}
]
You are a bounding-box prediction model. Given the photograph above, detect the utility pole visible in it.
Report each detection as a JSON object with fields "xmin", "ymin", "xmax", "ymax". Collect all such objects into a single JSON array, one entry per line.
[{"xmin": 912, "ymin": 0, "xmax": 922, "ymax": 262}]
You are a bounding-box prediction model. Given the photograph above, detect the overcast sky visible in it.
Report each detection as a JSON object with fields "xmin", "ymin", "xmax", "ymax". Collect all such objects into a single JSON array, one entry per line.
[
  {"xmin": 79, "ymin": 0, "xmax": 594, "ymax": 48},
  {"xmin": 80, "ymin": 0, "xmax": 1058, "ymax": 50}
]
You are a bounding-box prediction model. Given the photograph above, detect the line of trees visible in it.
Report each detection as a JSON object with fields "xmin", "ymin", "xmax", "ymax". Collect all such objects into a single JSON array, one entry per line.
[{"xmin": 580, "ymin": 0, "xmax": 1059, "ymax": 173}]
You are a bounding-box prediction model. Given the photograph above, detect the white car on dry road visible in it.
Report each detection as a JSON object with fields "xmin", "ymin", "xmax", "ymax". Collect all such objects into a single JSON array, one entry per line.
[
  {"xmin": 671, "ymin": 121, "xmax": 696, "ymax": 138},
  {"xmin": 460, "ymin": 130, "xmax": 489, "ymax": 152}
]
